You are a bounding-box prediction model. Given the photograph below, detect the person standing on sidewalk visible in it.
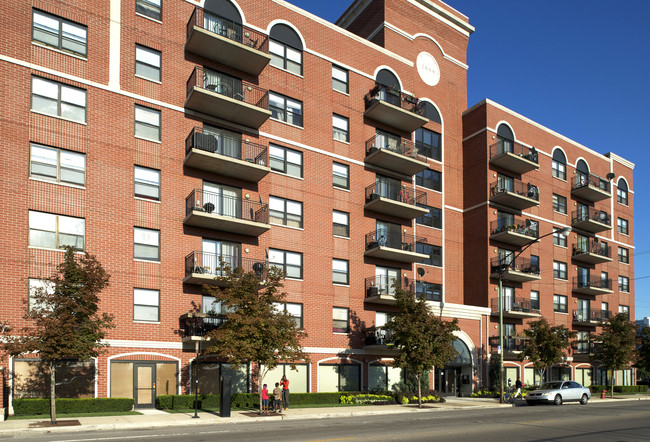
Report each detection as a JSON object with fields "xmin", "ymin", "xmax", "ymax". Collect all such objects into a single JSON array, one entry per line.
[
  {"xmin": 261, "ymin": 383, "xmax": 269, "ymax": 415},
  {"xmin": 273, "ymin": 382, "xmax": 283, "ymax": 413},
  {"xmin": 281, "ymin": 375, "xmax": 290, "ymax": 410}
]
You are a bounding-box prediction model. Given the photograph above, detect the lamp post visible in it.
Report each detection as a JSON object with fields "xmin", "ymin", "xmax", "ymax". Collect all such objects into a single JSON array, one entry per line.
[
  {"xmin": 498, "ymin": 226, "xmax": 571, "ymax": 403},
  {"xmin": 193, "ymin": 339, "xmax": 201, "ymax": 418}
]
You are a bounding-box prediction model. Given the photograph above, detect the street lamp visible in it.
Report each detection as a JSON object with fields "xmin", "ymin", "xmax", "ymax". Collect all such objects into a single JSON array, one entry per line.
[
  {"xmin": 497, "ymin": 225, "xmax": 571, "ymax": 403},
  {"xmin": 193, "ymin": 340, "xmax": 201, "ymax": 418}
]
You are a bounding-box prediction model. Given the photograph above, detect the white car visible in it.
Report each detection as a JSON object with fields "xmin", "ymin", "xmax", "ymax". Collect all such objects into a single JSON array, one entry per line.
[{"xmin": 525, "ymin": 381, "xmax": 591, "ymax": 406}]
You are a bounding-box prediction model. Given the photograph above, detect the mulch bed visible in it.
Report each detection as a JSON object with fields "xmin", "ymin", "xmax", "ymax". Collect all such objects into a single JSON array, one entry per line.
[{"xmin": 29, "ymin": 420, "xmax": 81, "ymax": 428}]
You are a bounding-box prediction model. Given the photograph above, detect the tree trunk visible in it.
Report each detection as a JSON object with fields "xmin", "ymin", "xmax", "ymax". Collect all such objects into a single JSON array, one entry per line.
[
  {"xmin": 417, "ymin": 373, "xmax": 422, "ymax": 408},
  {"xmin": 50, "ymin": 361, "xmax": 57, "ymax": 425},
  {"xmin": 258, "ymin": 367, "xmax": 264, "ymax": 414}
]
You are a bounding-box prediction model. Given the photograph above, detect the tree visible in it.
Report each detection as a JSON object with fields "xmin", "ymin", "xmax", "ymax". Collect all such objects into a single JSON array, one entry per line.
[
  {"xmin": 593, "ymin": 313, "xmax": 637, "ymax": 398},
  {"xmin": 202, "ymin": 265, "xmax": 308, "ymax": 413},
  {"xmin": 2, "ymin": 247, "xmax": 113, "ymax": 424},
  {"xmin": 636, "ymin": 325, "xmax": 650, "ymax": 378},
  {"xmin": 386, "ymin": 286, "xmax": 459, "ymax": 407},
  {"xmin": 519, "ymin": 318, "xmax": 574, "ymax": 383}
]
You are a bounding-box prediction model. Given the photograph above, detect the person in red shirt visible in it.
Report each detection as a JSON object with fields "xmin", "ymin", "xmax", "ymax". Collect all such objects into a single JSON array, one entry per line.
[
  {"xmin": 261, "ymin": 383, "xmax": 269, "ymax": 415},
  {"xmin": 281, "ymin": 375, "xmax": 290, "ymax": 410}
]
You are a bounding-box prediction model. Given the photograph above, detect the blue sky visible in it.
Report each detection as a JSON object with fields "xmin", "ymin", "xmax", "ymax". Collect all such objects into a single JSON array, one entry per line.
[{"xmin": 290, "ymin": 0, "xmax": 650, "ymax": 319}]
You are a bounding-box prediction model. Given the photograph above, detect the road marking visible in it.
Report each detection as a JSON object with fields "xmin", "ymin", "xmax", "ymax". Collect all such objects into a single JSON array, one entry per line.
[
  {"xmin": 304, "ymin": 438, "xmax": 356, "ymax": 442},
  {"xmin": 520, "ymin": 420, "xmax": 555, "ymax": 424}
]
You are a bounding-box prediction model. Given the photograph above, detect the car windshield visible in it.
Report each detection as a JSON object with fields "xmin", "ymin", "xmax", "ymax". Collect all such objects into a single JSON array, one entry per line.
[{"xmin": 540, "ymin": 382, "xmax": 563, "ymax": 390}]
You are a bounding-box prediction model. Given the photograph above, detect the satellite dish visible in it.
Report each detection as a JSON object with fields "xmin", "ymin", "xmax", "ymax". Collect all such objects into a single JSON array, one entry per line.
[
  {"xmin": 417, "ymin": 268, "xmax": 425, "ymax": 277},
  {"xmin": 606, "ymin": 172, "xmax": 616, "ymax": 180}
]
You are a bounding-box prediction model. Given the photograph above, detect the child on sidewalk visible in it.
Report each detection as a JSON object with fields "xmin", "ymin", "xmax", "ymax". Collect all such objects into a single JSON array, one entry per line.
[
  {"xmin": 273, "ymin": 382, "xmax": 283, "ymax": 413},
  {"xmin": 261, "ymin": 383, "xmax": 269, "ymax": 415}
]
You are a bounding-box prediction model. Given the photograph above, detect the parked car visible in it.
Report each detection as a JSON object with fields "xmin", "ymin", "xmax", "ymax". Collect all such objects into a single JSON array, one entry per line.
[
  {"xmin": 525, "ymin": 381, "xmax": 590, "ymax": 406},
  {"xmin": 638, "ymin": 378, "xmax": 650, "ymax": 386}
]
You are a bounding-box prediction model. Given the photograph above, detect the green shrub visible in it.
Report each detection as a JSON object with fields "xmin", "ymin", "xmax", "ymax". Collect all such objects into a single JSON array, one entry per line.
[
  {"xmin": 13, "ymin": 398, "xmax": 134, "ymax": 416},
  {"xmin": 155, "ymin": 394, "xmax": 221, "ymax": 410},
  {"xmin": 340, "ymin": 394, "xmax": 396, "ymax": 405},
  {"xmin": 156, "ymin": 392, "xmax": 347, "ymax": 410},
  {"xmin": 588, "ymin": 385, "xmax": 647, "ymax": 394}
]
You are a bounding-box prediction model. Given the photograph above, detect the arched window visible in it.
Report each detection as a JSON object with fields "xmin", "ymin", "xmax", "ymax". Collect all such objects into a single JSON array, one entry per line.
[
  {"xmin": 447, "ymin": 339, "xmax": 471, "ymax": 367},
  {"xmin": 552, "ymin": 149, "xmax": 566, "ymax": 180},
  {"xmin": 269, "ymin": 24, "xmax": 302, "ymax": 75},
  {"xmin": 576, "ymin": 159, "xmax": 589, "ymax": 186},
  {"xmin": 374, "ymin": 69, "xmax": 400, "ymax": 106},
  {"xmin": 617, "ymin": 178, "xmax": 628, "ymax": 205},
  {"xmin": 420, "ymin": 101, "xmax": 441, "ymax": 124},
  {"xmin": 203, "ymin": 0, "xmax": 242, "ymax": 39},
  {"xmin": 496, "ymin": 124, "xmax": 514, "ymax": 154}
]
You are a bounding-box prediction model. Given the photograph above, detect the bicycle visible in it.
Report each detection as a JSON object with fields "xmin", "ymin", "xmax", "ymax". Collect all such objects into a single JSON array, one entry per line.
[{"xmin": 504, "ymin": 379, "xmax": 515, "ymax": 404}]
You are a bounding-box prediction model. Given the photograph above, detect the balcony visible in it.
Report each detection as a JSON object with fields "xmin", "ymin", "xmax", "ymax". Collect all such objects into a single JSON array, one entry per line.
[
  {"xmin": 571, "ymin": 174, "xmax": 611, "ymax": 202},
  {"xmin": 364, "ymin": 134, "xmax": 429, "ymax": 176},
  {"xmin": 184, "ymin": 127, "xmax": 270, "ymax": 182},
  {"xmin": 489, "ymin": 336, "xmax": 528, "ymax": 358},
  {"xmin": 186, "ymin": 7, "xmax": 270, "ymax": 75},
  {"xmin": 363, "ymin": 327, "xmax": 395, "ymax": 352},
  {"xmin": 571, "ymin": 208, "xmax": 611, "ymax": 234},
  {"xmin": 364, "ymin": 275, "xmax": 411, "ymax": 305},
  {"xmin": 489, "ymin": 218, "xmax": 539, "ymax": 247},
  {"xmin": 183, "ymin": 250, "xmax": 267, "ymax": 286},
  {"xmin": 185, "ymin": 66, "xmax": 270, "ymax": 128},
  {"xmin": 364, "ymin": 182, "xmax": 428, "ymax": 219},
  {"xmin": 364, "ymin": 230, "xmax": 429, "ymax": 263},
  {"xmin": 490, "ymin": 256, "xmax": 541, "ymax": 283},
  {"xmin": 489, "ymin": 141, "xmax": 539, "ymax": 174},
  {"xmin": 363, "ymin": 84, "xmax": 428, "ymax": 133},
  {"xmin": 572, "ymin": 240, "xmax": 612, "ymax": 265},
  {"xmin": 179, "ymin": 312, "xmax": 226, "ymax": 342},
  {"xmin": 489, "ymin": 180, "xmax": 539, "ymax": 210},
  {"xmin": 572, "ymin": 309, "xmax": 611, "ymax": 327},
  {"xmin": 572, "ymin": 276, "xmax": 613, "ymax": 296},
  {"xmin": 490, "ymin": 296, "xmax": 541, "ymax": 319},
  {"xmin": 184, "ymin": 189, "xmax": 270, "ymax": 236}
]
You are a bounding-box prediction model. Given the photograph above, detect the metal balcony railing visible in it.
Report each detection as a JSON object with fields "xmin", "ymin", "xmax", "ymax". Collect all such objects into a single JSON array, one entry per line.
[
  {"xmin": 365, "ymin": 230, "xmax": 426, "ymax": 252},
  {"xmin": 490, "ymin": 218, "xmax": 539, "ymax": 239},
  {"xmin": 571, "ymin": 207, "xmax": 611, "ymax": 226},
  {"xmin": 490, "ymin": 296, "xmax": 540, "ymax": 315},
  {"xmin": 364, "ymin": 275, "xmax": 413, "ymax": 298},
  {"xmin": 572, "ymin": 173, "xmax": 610, "ymax": 193},
  {"xmin": 573, "ymin": 309, "xmax": 612, "ymax": 323},
  {"xmin": 572, "ymin": 240, "xmax": 611, "ymax": 258},
  {"xmin": 186, "ymin": 127, "xmax": 268, "ymax": 165},
  {"xmin": 572, "ymin": 340, "xmax": 592, "ymax": 354},
  {"xmin": 365, "ymin": 182, "xmax": 426, "ymax": 206},
  {"xmin": 185, "ymin": 189, "xmax": 268, "ymax": 223},
  {"xmin": 364, "ymin": 84, "xmax": 424, "ymax": 116},
  {"xmin": 573, "ymin": 276, "xmax": 613, "ymax": 291},
  {"xmin": 180, "ymin": 313, "xmax": 226, "ymax": 338},
  {"xmin": 184, "ymin": 251, "xmax": 267, "ymax": 278},
  {"xmin": 365, "ymin": 134, "xmax": 419, "ymax": 159},
  {"xmin": 489, "ymin": 140, "xmax": 539, "ymax": 164},
  {"xmin": 490, "ymin": 179, "xmax": 539, "ymax": 201},
  {"xmin": 490, "ymin": 256, "xmax": 540, "ymax": 275},
  {"xmin": 489, "ymin": 336, "xmax": 528, "ymax": 353},
  {"xmin": 187, "ymin": 7, "xmax": 269, "ymax": 53},
  {"xmin": 364, "ymin": 327, "xmax": 393, "ymax": 346},
  {"xmin": 186, "ymin": 66, "xmax": 269, "ymax": 109}
]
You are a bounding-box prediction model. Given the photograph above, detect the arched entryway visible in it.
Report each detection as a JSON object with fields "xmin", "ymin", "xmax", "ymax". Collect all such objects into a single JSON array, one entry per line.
[{"xmin": 435, "ymin": 339, "xmax": 472, "ymax": 396}]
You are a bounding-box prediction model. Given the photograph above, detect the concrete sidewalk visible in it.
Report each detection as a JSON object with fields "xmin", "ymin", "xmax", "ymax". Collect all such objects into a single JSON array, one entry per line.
[{"xmin": 0, "ymin": 395, "xmax": 646, "ymax": 437}]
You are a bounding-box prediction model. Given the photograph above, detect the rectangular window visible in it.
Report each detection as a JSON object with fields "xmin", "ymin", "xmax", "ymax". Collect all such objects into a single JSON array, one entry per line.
[
  {"xmin": 136, "ymin": 0, "xmax": 162, "ymax": 21},
  {"xmin": 285, "ymin": 302, "xmax": 303, "ymax": 329},
  {"xmin": 617, "ymin": 218, "xmax": 628, "ymax": 235},
  {"xmin": 618, "ymin": 276, "xmax": 629, "ymax": 292},
  {"xmin": 416, "ymin": 169, "xmax": 441, "ymax": 191},
  {"xmin": 333, "ymin": 210, "xmax": 349, "ymax": 237},
  {"xmin": 617, "ymin": 187, "xmax": 628, "ymax": 205},
  {"xmin": 333, "ymin": 114, "xmax": 349, "ymax": 142},
  {"xmin": 333, "ymin": 259, "xmax": 349, "ymax": 285},
  {"xmin": 134, "ymin": 227, "xmax": 160, "ymax": 261},
  {"xmin": 333, "ymin": 162, "xmax": 349, "ymax": 189},
  {"xmin": 135, "ymin": 105, "xmax": 161, "ymax": 141},
  {"xmin": 416, "ymin": 281, "xmax": 442, "ymax": 302},
  {"xmin": 416, "ymin": 204, "xmax": 442, "ymax": 229},
  {"xmin": 33, "ymin": 10, "xmax": 87, "ymax": 57},
  {"xmin": 552, "ymin": 194, "xmax": 567, "ymax": 214},
  {"xmin": 618, "ymin": 247, "xmax": 629, "ymax": 264},
  {"xmin": 332, "ymin": 65, "xmax": 348, "ymax": 93},
  {"xmin": 333, "ymin": 307, "xmax": 349, "ymax": 333},
  {"xmin": 31, "ymin": 76, "xmax": 86, "ymax": 123},
  {"xmin": 552, "ymin": 159, "xmax": 566, "ymax": 180},
  {"xmin": 269, "ymin": 40, "xmax": 302, "ymax": 75},
  {"xmin": 269, "ymin": 249, "xmax": 302, "ymax": 279},
  {"xmin": 28, "ymin": 278, "xmax": 55, "ymax": 313},
  {"xmin": 269, "ymin": 144, "xmax": 302, "ymax": 178},
  {"xmin": 133, "ymin": 288, "xmax": 160, "ymax": 322},
  {"xmin": 269, "ymin": 92, "xmax": 303, "ymax": 127},
  {"xmin": 29, "ymin": 211, "xmax": 85, "ymax": 251},
  {"xmin": 30, "ymin": 144, "xmax": 85, "ymax": 186},
  {"xmin": 135, "ymin": 45, "xmax": 161, "ymax": 82},
  {"xmin": 269, "ymin": 196, "xmax": 303, "ymax": 228},
  {"xmin": 619, "ymin": 305, "xmax": 629, "ymax": 318},
  {"xmin": 530, "ymin": 291, "xmax": 540, "ymax": 310},
  {"xmin": 553, "ymin": 227, "xmax": 567, "ymax": 247},
  {"xmin": 134, "ymin": 166, "xmax": 160, "ymax": 201},
  {"xmin": 416, "ymin": 243, "xmax": 442, "ymax": 267},
  {"xmin": 553, "ymin": 261, "xmax": 567, "ymax": 280},
  {"xmin": 553, "ymin": 294, "xmax": 567, "ymax": 313},
  {"xmin": 415, "ymin": 127, "xmax": 442, "ymax": 161}
]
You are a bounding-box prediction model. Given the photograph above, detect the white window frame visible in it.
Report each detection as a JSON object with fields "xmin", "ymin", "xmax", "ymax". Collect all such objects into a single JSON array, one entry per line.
[
  {"xmin": 133, "ymin": 288, "xmax": 160, "ymax": 322},
  {"xmin": 333, "ymin": 210, "xmax": 349, "ymax": 237},
  {"xmin": 134, "ymin": 227, "xmax": 160, "ymax": 261},
  {"xmin": 31, "ymin": 76, "xmax": 86, "ymax": 123},
  {"xmin": 269, "ymin": 196, "xmax": 303, "ymax": 228},
  {"xmin": 28, "ymin": 278, "xmax": 55, "ymax": 313},
  {"xmin": 269, "ymin": 144, "xmax": 302, "ymax": 178},
  {"xmin": 134, "ymin": 166, "xmax": 160, "ymax": 201},
  {"xmin": 136, "ymin": 0, "xmax": 162, "ymax": 21},
  {"xmin": 333, "ymin": 259, "xmax": 349, "ymax": 285},
  {"xmin": 269, "ymin": 40, "xmax": 302, "ymax": 75},
  {"xmin": 30, "ymin": 143, "xmax": 86, "ymax": 187},
  {"xmin": 29, "ymin": 211, "xmax": 85, "ymax": 251},
  {"xmin": 269, "ymin": 92, "xmax": 303, "ymax": 127},
  {"xmin": 332, "ymin": 65, "xmax": 348, "ymax": 93},
  {"xmin": 135, "ymin": 105, "xmax": 161, "ymax": 141},
  {"xmin": 135, "ymin": 44, "xmax": 161, "ymax": 82},
  {"xmin": 269, "ymin": 249, "xmax": 302, "ymax": 279},
  {"xmin": 333, "ymin": 114, "xmax": 349, "ymax": 142},
  {"xmin": 32, "ymin": 9, "xmax": 87, "ymax": 57},
  {"xmin": 333, "ymin": 162, "xmax": 349, "ymax": 189},
  {"xmin": 333, "ymin": 307, "xmax": 349, "ymax": 333}
]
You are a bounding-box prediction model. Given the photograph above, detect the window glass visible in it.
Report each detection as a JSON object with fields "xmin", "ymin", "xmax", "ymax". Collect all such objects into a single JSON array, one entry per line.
[
  {"xmin": 416, "ymin": 169, "xmax": 441, "ymax": 191},
  {"xmin": 269, "ymin": 249, "xmax": 302, "ymax": 279},
  {"xmin": 617, "ymin": 179, "xmax": 628, "ymax": 205},
  {"xmin": 269, "ymin": 40, "xmax": 302, "ymax": 75},
  {"xmin": 332, "ymin": 65, "xmax": 348, "ymax": 93},
  {"xmin": 134, "ymin": 227, "xmax": 160, "ymax": 261},
  {"xmin": 269, "ymin": 196, "xmax": 303, "ymax": 228},
  {"xmin": 552, "ymin": 149, "xmax": 567, "ymax": 180},
  {"xmin": 333, "ymin": 114, "xmax": 349, "ymax": 142},
  {"xmin": 553, "ymin": 261, "xmax": 567, "ymax": 280},
  {"xmin": 553, "ymin": 294, "xmax": 567, "ymax": 313},
  {"xmin": 33, "ymin": 10, "xmax": 87, "ymax": 57},
  {"xmin": 134, "ymin": 166, "xmax": 160, "ymax": 200},
  {"xmin": 333, "ymin": 307, "xmax": 349, "ymax": 333},
  {"xmin": 269, "ymin": 92, "xmax": 303, "ymax": 127},
  {"xmin": 333, "ymin": 210, "xmax": 349, "ymax": 237},
  {"xmin": 29, "ymin": 211, "xmax": 84, "ymax": 251},
  {"xmin": 530, "ymin": 291, "xmax": 540, "ymax": 310},
  {"xmin": 136, "ymin": 0, "xmax": 162, "ymax": 20},
  {"xmin": 30, "ymin": 144, "xmax": 85, "ymax": 186},
  {"xmin": 618, "ymin": 247, "xmax": 629, "ymax": 263},
  {"xmin": 269, "ymin": 144, "xmax": 302, "ymax": 178},
  {"xmin": 31, "ymin": 76, "xmax": 86, "ymax": 122},
  {"xmin": 415, "ymin": 128, "xmax": 441, "ymax": 161},
  {"xmin": 135, "ymin": 105, "xmax": 161, "ymax": 141},
  {"xmin": 552, "ymin": 194, "xmax": 567, "ymax": 214},
  {"xmin": 333, "ymin": 259, "xmax": 349, "ymax": 285},
  {"xmin": 416, "ymin": 281, "xmax": 442, "ymax": 301},
  {"xmin": 416, "ymin": 205, "xmax": 442, "ymax": 229},
  {"xmin": 553, "ymin": 227, "xmax": 567, "ymax": 247},
  {"xmin": 617, "ymin": 218, "xmax": 628, "ymax": 235},
  {"xmin": 416, "ymin": 243, "xmax": 442, "ymax": 267},
  {"xmin": 135, "ymin": 45, "xmax": 161, "ymax": 82},
  {"xmin": 133, "ymin": 288, "xmax": 160, "ymax": 321},
  {"xmin": 618, "ymin": 276, "xmax": 629, "ymax": 292},
  {"xmin": 333, "ymin": 162, "xmax": 349, "ymax": 189}
]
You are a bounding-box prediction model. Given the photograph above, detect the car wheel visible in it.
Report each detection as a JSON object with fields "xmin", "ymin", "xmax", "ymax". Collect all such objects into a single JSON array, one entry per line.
[
  {"xmin": 526, "ymin": 401, "xmax": 536, "ymax": 406},
  {"xmin": 553, "ymin": 394, "xmax": 562, "ymax": 406},
  {"xmin": 580, "ymin": 394, "xmax": 589, "ymax": 405}
]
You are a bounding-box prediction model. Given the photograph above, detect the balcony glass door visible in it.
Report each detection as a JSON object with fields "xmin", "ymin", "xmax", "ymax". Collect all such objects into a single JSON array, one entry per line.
[
  {"xmin": 375, "ymin": 175, "xmax": 400, "ymax": 201},
  {"xmin": 578, "ymin": 266, "xmax": 590, "ymax": 287},
  {"xmin": 375, "ymin": 267, "xmax": 399, "ymax": 295},
  {"xmin": 503, "ymin": 286, "xmax": 514, "ymax": 311},
  {"xmin": 204, "ymin": 125, "xmax": 242, "ymax": 159},
  {"xmin": 496, "ymin": 211, "xmax": 514, "ymax": 230},
  {"xmin": 576, "ymin": 203, "xmax": 589, "ymax": 221},
  {"xmin": 577, "ymin": 299, "xmax": 590, "ymax": 321},
  {"xmin": 203, "ymin": 182, "xmax": 241, "ymax": 218},
  {"xmin": 497, "ymin": 174, "xmax": 514, "ymax": 192},
  {"xmin": 374, "ymin": 130, "xmax": 400, "ymax": 152},
  {"xmin": 576, "ymin": 234, "xmax": 588, "ymax": 252},
  {"xmin": 376, "ymin": 221, "xmax": 401, "ymax": 249},
  {"xmin": 202, "ymin": 239, "xmax": 240, "ymax": 276}
]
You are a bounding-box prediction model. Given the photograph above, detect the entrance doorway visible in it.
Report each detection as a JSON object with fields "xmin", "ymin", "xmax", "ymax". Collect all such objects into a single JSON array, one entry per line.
[
  {"xmin": 436, "ymin": 339, "xmax": 472, "ymax": 397},
  {"xmin": 134, "ymin": 363, "xmax": 156, "ymax": 408}
]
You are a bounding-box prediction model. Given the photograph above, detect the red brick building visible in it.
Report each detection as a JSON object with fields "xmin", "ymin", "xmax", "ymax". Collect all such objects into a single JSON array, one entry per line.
[{"xmin": 0, "ymin": 0, "xmax": 634, "ymax": 414}]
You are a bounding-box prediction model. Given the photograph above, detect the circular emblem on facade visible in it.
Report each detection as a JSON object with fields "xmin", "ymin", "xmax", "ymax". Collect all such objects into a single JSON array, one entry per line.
[{"xmin": 417, "ymin": 52, "xmax": 440, "ymax": 86}]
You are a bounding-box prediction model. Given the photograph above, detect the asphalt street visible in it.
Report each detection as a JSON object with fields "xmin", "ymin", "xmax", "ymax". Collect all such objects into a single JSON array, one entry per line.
[{"xmin": 9, "ymin": 400, "xmax": 650, "ymax": 442}]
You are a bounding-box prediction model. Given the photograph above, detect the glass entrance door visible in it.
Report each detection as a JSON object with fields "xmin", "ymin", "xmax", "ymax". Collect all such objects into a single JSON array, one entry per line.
[{"xmin": 134, "ymin": 363, "xmax": 156, "ymax": 408}]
